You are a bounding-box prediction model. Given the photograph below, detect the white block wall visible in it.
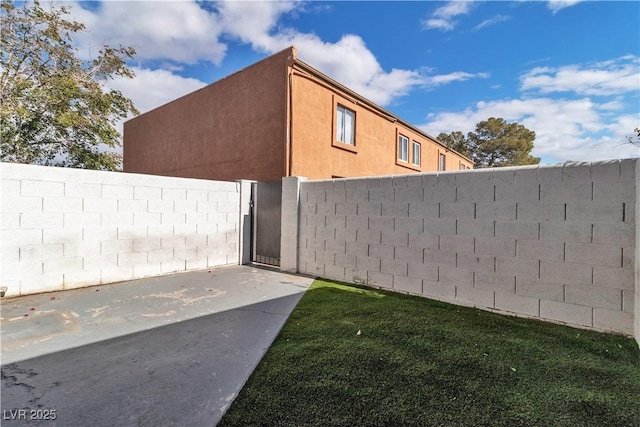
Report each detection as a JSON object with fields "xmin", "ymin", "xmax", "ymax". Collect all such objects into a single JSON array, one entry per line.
[
  {"xmin": 295, "ymin": 159, "xmax": 638, "ymax": 338},
  {"xmin": 0, "ymin": 163, "xmax": 240, "ymax": 297}
]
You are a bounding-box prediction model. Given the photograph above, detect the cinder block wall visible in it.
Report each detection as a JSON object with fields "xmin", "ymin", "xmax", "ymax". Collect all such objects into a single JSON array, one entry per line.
[
  {"xmin": 296, "ymin": 159, "xmax": 638, "ymax": 337},
  {"xmin": 0, "ymin": 163, "xmax": 240, "ymax": 297}
]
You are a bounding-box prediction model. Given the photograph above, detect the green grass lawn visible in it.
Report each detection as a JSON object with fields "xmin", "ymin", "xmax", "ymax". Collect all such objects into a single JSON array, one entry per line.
[{"xmin": 219, "ymin": 280, "xmax": 640, "ymax": 427}]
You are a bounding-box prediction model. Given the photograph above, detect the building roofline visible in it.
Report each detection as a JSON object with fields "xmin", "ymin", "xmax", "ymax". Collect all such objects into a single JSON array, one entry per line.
[{"xmin": 290, "ymin": 50, "xmax": 474, "ymax": 164}]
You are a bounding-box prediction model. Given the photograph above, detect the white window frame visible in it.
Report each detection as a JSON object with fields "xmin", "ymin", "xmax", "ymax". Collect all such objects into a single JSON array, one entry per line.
[
  {"xmin": 398, "ymin": 135, "xmax": 409, "ymax": 162},
  {"xmin": 336, "ymin": 105, "xmax": 355, "ymax": 146},
  {"xmin": 439, "ymin": 153, "xmax": 446, "ymax": 171},
  {"xmin": 412, "ymin": 141, "xmax": 421, "ymax": 167}
]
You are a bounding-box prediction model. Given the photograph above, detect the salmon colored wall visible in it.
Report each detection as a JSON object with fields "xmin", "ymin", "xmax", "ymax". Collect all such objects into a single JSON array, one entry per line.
[
  {"xmin": 124, "ymin": 49, "xmax": 292, "ymax": 182},
  {"xmin": 289, "ymin": 72, "xmax": 473, "ymax": 180}
]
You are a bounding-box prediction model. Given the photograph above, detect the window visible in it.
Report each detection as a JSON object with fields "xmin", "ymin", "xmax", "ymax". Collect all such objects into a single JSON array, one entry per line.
[
  {"xmin": 398, "ymin": 135, "xmax": 408, "ymax": 162},
  {"xmin": 439, "ymin": 153, "xmax": 446, "ymax": 171},
  {"xmin": 412, "ymin": 141, "xmax": 421, "ymax": 166},
  {"xmin": 336, "ymin": 105, "xmax": 355, "ymax": 145}
]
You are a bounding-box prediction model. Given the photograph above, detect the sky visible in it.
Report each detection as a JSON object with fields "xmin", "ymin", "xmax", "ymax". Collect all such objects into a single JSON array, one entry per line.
[{"xmin": 66, "ymin": 0, "xmax": 640, "ymax": 164}]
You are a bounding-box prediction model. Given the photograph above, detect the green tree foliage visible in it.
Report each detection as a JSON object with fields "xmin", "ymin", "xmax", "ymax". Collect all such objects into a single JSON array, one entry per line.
[
  {"xmin": 0, "ymin": 0, "xmax": 138, "ymax": 170},
  {"xmin": 438, "ymin": 117, "xmax": 540, "ymax": 168}
]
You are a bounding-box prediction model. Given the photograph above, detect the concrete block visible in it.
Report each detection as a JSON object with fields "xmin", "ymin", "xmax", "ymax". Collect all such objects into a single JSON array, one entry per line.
[
  {"xmin": 540, "ymin": 222, "xmax": 591, "ymax": 243},
  {"xmin": 495, "ymin": 257, "xmax": 539, "ymax": 279},
  {"xmin": 209, "ymin": 252, "xmax": 229, "ymax": 267},
  {"xmin": 475, "ymin": 202, "xmax": 517, "ymax": 221},
  {"xmin": 475, "ymin": 272, "xmax": 516, "ymax": 293},
  {"xmin": 517, "ymin": 240, "xmax": 564, "ymax": 261},
  {"xmin": 334, "ymin": 254, "xmax": 356, "ymax": 269},
  {"xmin": 161, "ymin": 212, "xmax": 187, "ymax": 225},
  {"xmin": 564, "ymin": 243, "xmax": 622, "ymax": 267},
  {"xmin": 134, "ymin": 186, "xmax": 162, "ymax": 200},
  {"xmin": 148, "ymin": 225, "xmax": 174, "ymax": 238},
  {"xmin": 495, "ymin": 292, "xmax": 539, "ymax": 317},
  {"xmin": 407, "ymin": 262, "xmax": 438, "ymax": 281},
  {"xmin": 423, "ymin": 280, "xmax": 456, "ymax": 301},
  {"xmin": 117, "ymin": 251, "xmax": 148, "ymax": 267},
  {"xmin": 516, "ymin": 202, "xmax": 564, "ymax": 222},
  {"xmin": 566, "ymin": 201, "xmax": 623, "ymax": 223},
  {"xmin": 592, "ymin": 223, "xmax": 635, "ymax": 246},
  {"xmin": 1, "ymin": 212, "xmax": 20, "ymax": 229},
  {"xmin": 357, "ymin": 202, "xmax": 382, "ymax": 217},
  {"xmin": 439, "ymin": 266, "xmax": 473, "ymax": 286},
  {"xmin": 102, "ymin": 184, "xmax": 134, "ymax": 200},
  {"xmin": 335, "ymin": 202, "xmax": 357, "ymax": 216},
  {"xmin": 622, "ymin": 290, "xmax": 634, "ymax": 313},
  {"xmin": 357, "ymin": 229, "xmax": 381, "ymax": 245},
  {"xmin": 174, "ymin": 200, "xmax": 198, "ymax": 213},
  {"xmin": 307, "ymin": 190, "xmax": 326, "ymax": 203},
  {"xmin": 186, "ymin": 257, "xmax": 208, "ymax": 270},
  {"xmin": 394, "ymin": 218, "xmax": 423, "ymax": 233},
  {"xmin": 305, "ymin": 237, "xmax": 324, "ymax": 251},
  {"xmin": 395, "ymin": 186, "xmax": 424, "ymax": 203},
  {"xmin": 593, "ymin": 308, "xmax": 633, "ymax": 335},
  {"xmin": 63, "ymin": 269, "xmax": 102, "ymax": 289},
  {"xmin": 540, "ymin": 300, "xmax": 592, "ymax": 327},
  {"xmin": 590, "ymin": 160, "xmax": 620, "ymax": 181},
  {"xmin": 117, "ymin": 199, "xmax": 147, "ymax": 214},
  {"xmin": 495, "ymin": 221, "xmax": 539, "ymax": 240},
  {"xmin": 356, "ymin": 255, "xmax": 381, "ymax": 272},
  {"xmin": 185, "ymin": 234, "xmax": 207, "ymax": 248},
  {"xmin": 101, "ymin": 239, "xmax": 133, "ymax": 255},
  {"xmin": 83, "ymin": 253, "xmax": 118, "ymax": 271},
  {"xmin": 593, "ymin": 265, "xmax": 634, "ymax": 290},
  {"xmin": 455, "ymin": 170, "xmax": 494, "ymax": 202},
  {"xmin": 117, "ymin": 225, "xmax": 146, "ymax": 241},
  {"xmin": 409, "ymin": 202, "xmax": 440, "ymax": 219},
  {"xmin": 197, "ymin": 245, "xmax": 219, "ymax": 259},
  {"xmin": 63, "ymin": 241, "xmax": 101, "ymax": 258},
  {"xmin": 162, "ymin": 188, "xmax": 187, "ymax": 201},
  {"xmin": 20, "ymin": 212, "xmax": 63, "ymax": 229},
  {"xmin": 315, "ymin": 250, "xmax": 335, "ymax": 265},
  {"xmin": 367, "ymin": 271, "xmax": 393, "ymax": 289},
  {"xmin": 147, "ymin": 199, "xmax": 174, "ymax": 213},
  {"xmin": 207, "ymin": 233, "xmax": 227, "ymax": 246},
  {"xmin": 186, "ymin": 189, "xmax": 209, "ymax": 201},
  {"xmin": 593, "ymin": 179, "xmax": 635, "ymax": 201},
  {"xmin": 326, "ymin": 190, "xmax": 346, "ymax": 203},
  {"xmin": 394, "ymin": 276, "xmax": 422, "ymax": 294},
  {"xmin": 161, "ymin": 236, "xmax": 186, "ymax": 249},
  {"xmin": 307, "ymin": 214, "xmax": 326, "ymax": 228},
  {"xmin": 3, "ymin": 260, "xmax": 42, "ymax": 280},
  {"xmin": 370, "ymin": 217, "xmax": 394, "ymax": 233},
  {"xmin": 369, "ymin": 244, "xmax": 394, "ymax": 261},
  {"xmin": 423, "ymin": 248, "xmax": 455, "ymax": 266},
  {"xmin": 475, "ymin": 237, "xmax": 516, "ymax": 258},
  {"xmin": 102, "ymin": 212, "xmax": 134, "ymax": 227},
  {"xmin": 1, "ymin": 179, "xmax": 20, "ymax": 199},
  {"xmin": 316, "ymin": 202, "xmax": 335, "ymax": 216},
  {"xmin": 1, "ymin": 228, "xmax": 42, "ymax": 247},
  {"xmin": 346, "ymin": 188, "xmax": 369, "ymax": 203},
  {"xmin": 516, "ymin": 277, "xmax": 564, "ymax": 301},
  {"xmin": 21, "ymin": 180, "xmax": 64, "ymax": 197},
  {"xmin": 65, "ymin": 182, "xmax": 101, "ymax": 199},
  {"xmin": 382, "ymin": 202, "xmax": 409, "ymax": 218},
  {"xmin": 424, "ymin": 218, "xmax": 457, "ymax": 235},
  {"xmin": 440, "ymin": 202, "xmax": 474, "ymax": 220},
  {"xmin": 63, "ymin": 212, "xmax": 101, "ymax": 228},
  {"xmin": 369, "ymin": 186, "xmax": 395, "ymax": 203},
  {"xmin": 43, "ymin": 197, "xmax": 82, "ymax": 213},
  {"xmin": 83, "ymin": 226, "xmax": 118, "ymax": 242},
  {"xmin": 565, "ymin": 284, "xmax": 622, "ymax": 311},
  {"xmin": 494, "ymin": 168, "xmax": 539, "ymax": 202},
  {"xmin": 83, "ymin": 198, "xmax": 118, "ymax": 213},
  {"xmin": 133, "ymin": 237, "xmax": 161, "ymax": 253},
  {"xmin": 43, "ymin": 227, "xmax": 83, "ymax": 244},
  {"xmin": 148, "ymin": 248, "xmax": 175, "ymax": 263},
  {"xmin": 19, "ymin": 273, "xmax": 64, "ymax": 295},
  {"xmin": 439, "ymin": 235, "xmax": 474, "ymax": 254},
  {"xmin": 395, "ymin": 246, "xmax": 423, "ymax": 264},
  {"xmin": 161, "ymin": 260, "xmax": 185, "ymax": 274},
  {"xmin": 381, "ymin": 258, "xmax": 408, "ymax": 276},
  {"xmin": 540, "ymin": 260, "xmax": 592, "ymax": 285},
  {"xmin": 324, "ymin": 264, "xmax": 346, "ymax": 282},
  {"xmin": 346, "ymin": 241, "xmax": 369, "ymax": 257},
  {"xmin": 304, "ymin": 260, "xmax": 325, "ymax": 276},
  {"xmin": 346, "ymin": 215, "xmax": 368, "ymax": 230},
  {"xmin": 381, "ymin": 231, "xmax": 408, "ymax": 247},
  {"xmin": 19, "ymin": 244, "xmax": 63, "ymax": 261},
  {"xmin": 456, "ymin": 285, "xmax": 494, "ymax": 308},
  {"xmin": 216, "ymin": 201, "xmax": 238, "ymax": 214},
  {"xmin": 132, "ymin": 263, "xmax": 162, "ymax": 278},
  {"xmin": 325, "ymin": 239, "xmax": 346, "ymax": 254},
  {"xmin": 457, "ymin": 219, "xmax": 494, "ymax": 237},
  {"xmin": 409, "ymin": 233, "xmax": 439, "ymax": 250},
  {"xmin": 133, "ymin": 212, "xmax": 161, "ymax": 226},
  {"xmin": 0, "ymin": 196, "xmax": 42, "ymax": 214},
  {"xmin": 457, "ymin": 252, "xmax": 495, "ymax": 273}
]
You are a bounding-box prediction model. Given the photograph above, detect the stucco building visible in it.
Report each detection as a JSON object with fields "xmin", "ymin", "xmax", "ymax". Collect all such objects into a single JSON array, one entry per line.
[{"xmin": 123, "ymin": 47, "xmax": 473, "ymax": 181}]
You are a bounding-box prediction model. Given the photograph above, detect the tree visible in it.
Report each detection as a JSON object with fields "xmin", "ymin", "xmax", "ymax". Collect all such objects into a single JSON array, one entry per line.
[
  {"xmin": 438, "ymin": 117, "xmax": 540, "ymax": 168},
  {"xmin": 628, "ymin": 128, "xmax": 640, "ymax": 146},
  {"xmin": 0, "ymin": 0, "xmax": 138, "ymax": 170}
]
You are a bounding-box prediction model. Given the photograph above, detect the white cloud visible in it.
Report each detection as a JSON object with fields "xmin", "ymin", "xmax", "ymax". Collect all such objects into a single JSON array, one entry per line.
[
  {"xmin": 421, "ymin": 97, "xmax": 639, "ymax": 163},
  {"xmin": 521, "ymin": 56, "xmax": 640, "ymax": 96},
  {"xmin": 547, "ymin": 0, "xmax": 585, "ymax": 13},
  {"xmin": 473, "ymin": 15, "xmax": 511, "ymax": 31},
  {"xmin": 421, "ymin": 1, "xmax": 473, "ymax": 31},
  {"xmin": 69, "ymin": 1, "xmax": 227, "ymax": 65}
]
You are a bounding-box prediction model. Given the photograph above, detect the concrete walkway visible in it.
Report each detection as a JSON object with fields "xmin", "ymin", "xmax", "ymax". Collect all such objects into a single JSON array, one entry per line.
[{"xmin": 0, "ymin": 265, "xmax": 313, "ymax": 426}]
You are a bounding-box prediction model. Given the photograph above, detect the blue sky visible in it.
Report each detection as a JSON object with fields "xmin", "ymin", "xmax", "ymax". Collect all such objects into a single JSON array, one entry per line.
[{"xmin": 68, "ymin": 1, "xmax": 640, "ymax": 163}]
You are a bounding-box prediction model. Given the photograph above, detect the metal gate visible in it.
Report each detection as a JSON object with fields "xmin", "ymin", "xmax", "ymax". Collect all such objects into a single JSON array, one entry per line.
[{"xmin": 251, "ymin": 180, "xmax": 282, "ymax": 266}]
